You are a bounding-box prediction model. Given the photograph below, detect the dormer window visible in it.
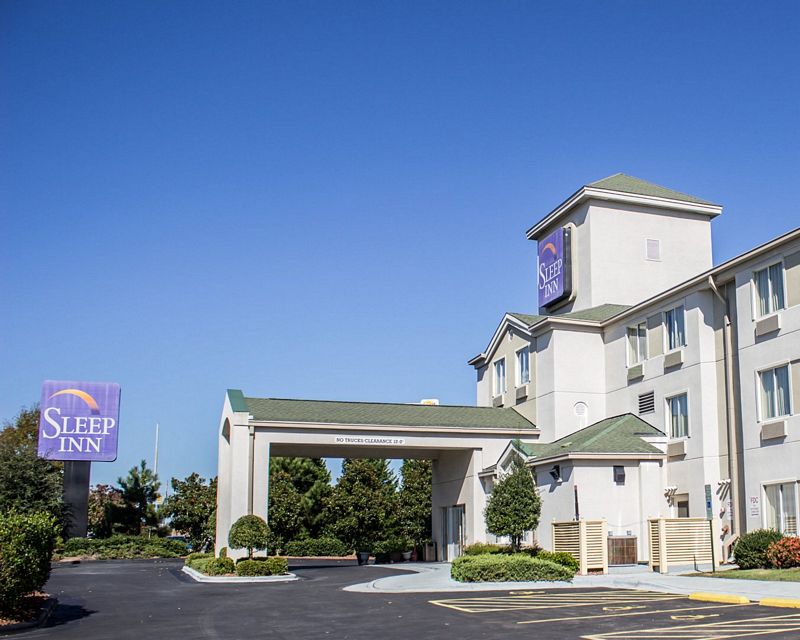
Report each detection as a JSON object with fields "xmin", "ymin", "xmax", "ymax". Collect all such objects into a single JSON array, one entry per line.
[{"xmin": 493, "ymin": 358, "xmax": 506, "ymax": 397}]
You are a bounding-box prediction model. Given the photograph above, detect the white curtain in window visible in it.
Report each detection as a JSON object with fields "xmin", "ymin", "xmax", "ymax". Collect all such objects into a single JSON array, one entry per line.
[
  {"xmin": 670, "ymin": 394, "xmax": 688, "ymax": 438},
  {"xmin": 627, "ymin": 328, "xmax": 638, "ymax": 364},
  {"xmin": 520, "ymin": 350, "xmax": 529, "ymax": 384},
  {"xmin": 756, "ymin": 268, "xmax": 770, "ymax": 316},
  {"xmin": 769, "ymin": 263, "xmax": 785, "ymax": 312},
  {"xmin": 761, "ymin": 369, "xmax": 777, "ymax": 419},
  {"xmin": 775, "ymin": 365, "xmax": 790, "ymax": 417},
  {"xmin": 784, "ymin": 484, "xmax": 798, "ymax": 535},
  {"xmin": 765, "ymin": 484, "xmax": 780, "ymax": 531}
]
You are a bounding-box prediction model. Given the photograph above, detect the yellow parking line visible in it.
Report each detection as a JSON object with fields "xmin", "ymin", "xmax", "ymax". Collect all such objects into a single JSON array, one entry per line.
[
  {"xmin": 430, "ymin": 591, "xmax": 683, "ymax": 614},
  {"xmin": 517, "ymin": 603, "xmax": 747, "ymax": 625},
  {"xmin": 580, "ymin": 612, "xmax": 800, "ymax": 639}
]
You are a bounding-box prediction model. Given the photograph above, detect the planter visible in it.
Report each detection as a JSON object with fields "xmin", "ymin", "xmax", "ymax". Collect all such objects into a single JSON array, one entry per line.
[
  {"xmin": 390, "ymin": 551, "xmax": 403, "ymax": 563},
  {"xmin": 402, "ymin": 551, "xmax": 412, "ymax": 562},
  {"xmin": 356, "ymin": 551, "xmax": 370, "ymax": 565},
  {"xmin": 374, "ymin": 552, "xmax": 390, "ymax": 564}
]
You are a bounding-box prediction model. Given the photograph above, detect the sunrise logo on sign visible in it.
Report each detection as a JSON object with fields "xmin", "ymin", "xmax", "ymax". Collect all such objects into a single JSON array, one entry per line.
[
  {"xmin": 38, "ymin": 380, "xmax": 121, "ymax": 462},
  {"xmin": 537, "ymin": 227, "xmax": 572, "ymax": 308}
]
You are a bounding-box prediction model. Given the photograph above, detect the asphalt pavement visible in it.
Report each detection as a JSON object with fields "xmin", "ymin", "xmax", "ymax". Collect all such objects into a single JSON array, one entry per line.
[{"xmin": 9, "ymin": 559, "xmax": 800, "ymax": 640}]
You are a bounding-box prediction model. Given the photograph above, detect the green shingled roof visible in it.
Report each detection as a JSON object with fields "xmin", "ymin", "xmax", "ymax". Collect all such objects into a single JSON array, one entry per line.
[
  {"xmin": 508, "ymin": 304, "xmax": 631, "ymax": 327},
  {"xmin": 234, "ymin": 392, "xmax": 538, "ymax": 430},
  {"xmin": 589, "ymin": 174, "xmax": 716, "ymax": 206},
  {"xmin": 513, "ymin": 414, "xmax": 664, "ymax": 460}
]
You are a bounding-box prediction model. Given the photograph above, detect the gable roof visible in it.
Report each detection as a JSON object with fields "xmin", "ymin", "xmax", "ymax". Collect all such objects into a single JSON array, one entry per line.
[
  {"xmin": 234, "ymin": 392, "xmax": 538, "ymax": 431},
  {"xmin": 512, "ymin": 414, "xmax": 665, "ymax": 461},
  {"xmin": 527, "ymin": 173, "xmax": 722, "ymax": 240},
  {"xmin": 588, "ymin": 173, "xmax": 715, "ymax": 206}
]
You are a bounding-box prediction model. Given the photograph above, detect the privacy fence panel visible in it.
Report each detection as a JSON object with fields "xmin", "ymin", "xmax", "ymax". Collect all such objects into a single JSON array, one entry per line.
[
  {"xmin": 552, "ymin": 520, "xmax": 608, "ymax": 575},
  {"xmin": 648, "ymin": 517, "xmax": 714, "ymax": 574}
]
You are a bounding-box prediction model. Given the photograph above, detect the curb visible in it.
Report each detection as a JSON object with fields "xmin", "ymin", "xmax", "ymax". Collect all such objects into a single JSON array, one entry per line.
[
  {"xmin": 760, "ymin": 598, "xmax": 800, "ymax": 609},
  {"xmin": 689, "ymin": 592, "xmax": 750, "ymax": 605},
  {"xmin": 0, "ymin": 597, "xmax": 58, "ymax": 635},
  {"xmin": 181, "ymin": 565, "xmax": 299, "ymax": 584}
]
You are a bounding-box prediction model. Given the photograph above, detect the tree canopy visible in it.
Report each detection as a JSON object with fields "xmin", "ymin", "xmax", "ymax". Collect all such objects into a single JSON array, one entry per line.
[
  {"xmin": 269, "ymin": 457, "xmax": 331, "ymax": 538},
  {"xmin": 116, "ymin": 460, "xmax": 161, "ymax": 535},
  {"xmin": 162, "ymin": 473, "xmax": 217, "ymax": 550},
  {"xmin": 484, "ymin": 461, "xmax": 541, "ymax": 552},
  {"xmin": 398, "ymin": 459, "xmax": 432, "ymax": 548},
  {"xmin": 0, "ymin": 406, "xmax": 67, "ymax": 533}
]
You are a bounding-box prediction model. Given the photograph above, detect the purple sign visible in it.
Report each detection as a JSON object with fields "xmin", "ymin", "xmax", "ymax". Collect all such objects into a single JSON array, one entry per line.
[
  {"xmin": 38, "ymin": 380, "xmax": 121, "ymax": 462},
  {"xmin": 538, "ymin": 227, "xmax": 572, "ymax": 308}
]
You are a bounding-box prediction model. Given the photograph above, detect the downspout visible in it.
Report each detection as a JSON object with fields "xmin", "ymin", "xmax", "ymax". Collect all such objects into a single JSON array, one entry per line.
[
  {"xmin": 247, "ymin": 425, "xmax": 255, "ymax": 515},
  {"xmin": 708, "ymin": 276, "xmax": 740, "ymax": 548}
]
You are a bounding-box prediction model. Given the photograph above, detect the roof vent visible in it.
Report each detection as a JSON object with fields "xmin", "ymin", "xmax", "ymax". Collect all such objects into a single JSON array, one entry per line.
[
  {"xmin": 420, "ymin": 399, "xmax": 440, "ymax": 406},
  {"xmin": 645, "ymin": 238, "xmax": 661, "ymax": 261}
]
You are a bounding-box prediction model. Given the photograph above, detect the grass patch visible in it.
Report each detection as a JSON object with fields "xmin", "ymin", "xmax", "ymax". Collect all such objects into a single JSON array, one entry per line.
[{"xmin": 694, "ymin": 568, "xmax": 800, "ymax": 582}]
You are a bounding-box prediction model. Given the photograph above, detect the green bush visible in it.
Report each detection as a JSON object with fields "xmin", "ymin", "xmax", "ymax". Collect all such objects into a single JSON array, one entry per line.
[
  {"xmin": 733, "ymin": 529, "xmax": 784, "ymax": 569},
  {"xmin": 185, "ymin": 552, "xmax": 214, "ymax": 573},
  {"xmin": 0, "ymin": 511, "xmax": 59, "ymax": 611},
  {"xmin": 536, "ymin": 550, "xmax": 580, "ymax": 573},
  {"xmin": 63, "ymin": 535, "xmax": 188, "ymax": 559},
  {"xmin": 205, "ymin": 556, "xmax": 235, "ymax": 576},
  {"xmin": 235, "ymin": 557, "xmax": 289, "ymax": 576},
  {"xmin": 451, "ymin": 554, "xmax": 574, "ymax": 582},
  {"xmin": 228, "ymin": 515, "xmax": 271, "ymax": 559},
  {"xmin": 766, "ymin": 537, "xmax": 800, "ymax": 569},
  {"xmin": 185, "ymin": 551, "xmax": 213, "ymax": 564},
  {"xmin": 464, "ymin": 543, "xmax": 507, "ymax": 555},
  {"xmin": 284, "ymin": 537, "xmax": 350, "ymax": 557}
]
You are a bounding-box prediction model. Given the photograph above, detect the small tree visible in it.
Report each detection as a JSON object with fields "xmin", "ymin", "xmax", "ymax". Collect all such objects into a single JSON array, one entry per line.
[
  {"xmin": 87, "ymin": 484, "xmax": 124, "ymax": 538},
  {"xmin": 484, "ymin": 461, "xmax": 540, "ymax": 552},
  {"xmin": 162, "ymin": 473, "xmax": 217, "ymax": 550},
  {"xmin": 267, "ymin": 471, "xmax": 304, "ymax": 550},
  {"xmin": 229, "ymin": 515, "xmax": 271, "ymax": 559},
  {"xmin": 117, "ymin": 460, "xmax": 161, "ymax": 535}
]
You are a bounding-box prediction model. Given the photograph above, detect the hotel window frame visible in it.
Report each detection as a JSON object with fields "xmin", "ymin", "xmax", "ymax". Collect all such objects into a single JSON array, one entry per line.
[
  {"xmin": 516, "ymin": 347, "xmax": 531, "ymax": 386},
  {"xmin": 763, "ymin": 481, "xmax": 798, "ymax": 536},
  {"xmin": 758, "ymin": 363, "xmax": 792, "ymax": 421},
  {"xmin": 627, "ymin": 321, "xmax": 648, "ymax": 366},
  {"xmin": 664, "ymin": 305, "xmax": 686, "ymax": 352},
  {"xmin": 753, "ymin": 261, "xmax": 786, "ymax": 318},
  {"xmin": 493, "ymin": 358, "xmax": 506, "ymax": 397},
  {"xmin": 666, "ymin": 392, "xmax": 689, "ymax": 440}
]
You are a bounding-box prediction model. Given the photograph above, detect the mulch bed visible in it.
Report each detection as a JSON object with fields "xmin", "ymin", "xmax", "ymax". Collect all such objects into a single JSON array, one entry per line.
[{"xmin": 0, "ymin": 592, "xmax": 51, "ymax": 629}]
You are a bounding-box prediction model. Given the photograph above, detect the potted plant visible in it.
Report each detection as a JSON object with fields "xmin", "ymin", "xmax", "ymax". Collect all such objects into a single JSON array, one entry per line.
[
  {"xmin": 372, "ymin": 540, "xmax": 391, "ymax": 564},
  {"xmin": 356, "ymin": 549, "xmax": 370, "ymax": 565}
]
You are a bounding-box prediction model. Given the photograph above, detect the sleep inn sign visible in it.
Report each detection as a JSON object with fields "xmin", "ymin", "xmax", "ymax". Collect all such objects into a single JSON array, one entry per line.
[
  {"xmin": 38, "ymin": 380, "xmax": 121, "ymax": 461},
  {"xmin": 537, "ymin": 226, "xmax": 572, "ymax": 308}
]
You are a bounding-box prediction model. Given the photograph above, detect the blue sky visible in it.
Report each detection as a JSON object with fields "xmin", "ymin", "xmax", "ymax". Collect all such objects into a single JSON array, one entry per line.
[{"xmin": 2, "ymin": 1, "xmax": 798, "ymax": 488}]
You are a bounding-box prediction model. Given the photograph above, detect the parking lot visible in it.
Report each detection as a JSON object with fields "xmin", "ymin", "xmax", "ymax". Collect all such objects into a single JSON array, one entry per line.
[{"xmin": 14, "ymin": 559, "xmax": 800, "ymax": 640}]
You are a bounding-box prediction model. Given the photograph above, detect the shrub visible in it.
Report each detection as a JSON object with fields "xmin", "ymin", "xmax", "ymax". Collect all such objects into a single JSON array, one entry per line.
[
  {"xmin": 188, "ymin": 557, "xmax": 212, "ymax": 573},
  {"xmin": 536, "ymin": 550, "xmax": 580, "ymax": 573},
  {"xmin": 464, "ymin": 543, "xmax": 506, "ymax": 556},
  {"xmin": 235, "ymin": 557, "xmax": 289, "ymax": 576},
  {"xmin": 228, "ymin": 515, "xmax": 271, "ymax": 559},
  {"xmin": 62, "ymin": 535, "xmax": 188, "ymax": 559},
  {"xmin": 284, "ymin": 537, "xmax": 350, "ymax": 557},
  {"xmin": 0, "ymin": 511, "xmax": 59, "ymax": 611},
  {"xmin": 205, "ymin": 557, "xmax": 235, "ymax": 576},
  {"xmin": 185, "ymin": 551, "xmax": 213, "ymax": 564},
  {"xmin": 733, "ymin": 529, "xmax": 784, "ymax": 569},
  {"xmin": 767, "ymin": 537, "xmax": 800, "ymax": 569},
  {"xmin": 451, "ymin": 554, "xmax": 574, "ymax": 582}
]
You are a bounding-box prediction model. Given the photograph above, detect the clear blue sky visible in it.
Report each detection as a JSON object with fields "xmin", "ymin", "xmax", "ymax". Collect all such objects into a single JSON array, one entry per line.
[{"xmin": 2, "ymin": 1, "xmax": 798, "ymax": 488}]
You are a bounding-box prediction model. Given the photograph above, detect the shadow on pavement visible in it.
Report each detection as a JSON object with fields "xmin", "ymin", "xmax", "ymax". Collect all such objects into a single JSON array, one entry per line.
[{"xmin": 44, "ymin": 603, "xmax": 94, "ymax": 628}]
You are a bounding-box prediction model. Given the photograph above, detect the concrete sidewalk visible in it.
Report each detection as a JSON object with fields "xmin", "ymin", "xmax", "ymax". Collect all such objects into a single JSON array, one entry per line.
[{"xmin": 344, "ymin": 562, "xmax": 800, "ymax": 603}]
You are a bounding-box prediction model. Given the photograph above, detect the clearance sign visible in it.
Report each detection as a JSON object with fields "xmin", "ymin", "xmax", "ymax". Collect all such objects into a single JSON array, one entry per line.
[
  {"xmin": 538, "ymin": 227, "xmax": 573, "ymax": 308},
  {"xmin": 38, "ymin": 380, "xmax": 121, "ymax": 461}
]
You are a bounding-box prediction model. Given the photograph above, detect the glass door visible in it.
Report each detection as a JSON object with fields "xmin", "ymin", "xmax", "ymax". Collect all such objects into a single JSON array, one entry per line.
[{"xmin": 443, "ymin": 505, "xmax": 465, "ymax": 561}]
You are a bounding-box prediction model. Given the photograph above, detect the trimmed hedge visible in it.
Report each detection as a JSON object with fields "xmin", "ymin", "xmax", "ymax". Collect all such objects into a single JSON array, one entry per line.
[
  {"xmin": 767, "ymin": 537, "xmax": 800, "ymax": 569},
  {"xmin": 284, "ymin": 537, "xmax": 350, "ymax": 557},
  {"xmin": 0, "ymin": 511, "xmax": 59, "ymax": 612},
  {"xmin": 536, "ymin": 550, "xmax": 580, "ymax": 573},
  {"xmin": 463, "ymin": 543, "xmax": 508, "ymax": 556},
  {"xmin": 205, "ymin": 557, "xmax": 235, "ymax": 576},
  {"xmin": 63, "ymin": 535, "xmax": 188, "ymax": 559},
  {"xmin": 451, "ymin": 554, "xmax": 574, "ymax": 582},
  {"xmin": 185, "ymin": 552, "xmax": 214, "ymax": 573},
  {"xmin": 733, "ymin": 529, "xmax": 784, "ymax": 569},
  {"xmin": 236, "ymin": 557, "xmax": 289, "ymax": 576}
]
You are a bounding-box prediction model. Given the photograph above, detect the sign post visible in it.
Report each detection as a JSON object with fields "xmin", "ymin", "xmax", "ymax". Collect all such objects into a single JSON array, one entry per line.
[{"xmin": 38, "ymin": 380, "xmax": 121, "ymax": 538}]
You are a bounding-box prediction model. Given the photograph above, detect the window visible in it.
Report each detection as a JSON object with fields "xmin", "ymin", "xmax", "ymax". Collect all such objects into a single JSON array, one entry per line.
[
  {"xmin": 754, "ymin": 263, "xmax": 786, "ymax": 317},
  {"xmin": 516, "ymin": 348, "xmax": 530, "ymax": 386},
  {"xmin": 668, "ymin": 393, "xmax": 689, "ymax": 439},
  {"xmin": 646, "ymin": 238, "xmax": 661, "ymax": 261},
  {"xmin": 627, "ymin": 322, "xmax": 647, "ymax": 365},
  {"xmin": 493, "ymin": 358, "xmax": 506, "ymax": 396},
  {"xmin": 764, "ymin": 482, "xmax": 798, "ymax": 535},
  {"xmin": 760, "ymin": 365, "xmax": 791, "ymax": 420},
  {"xmin": 665, "ymin": 305, "xmax": 686, "ymax": 351},
  {"xmin": 638, "ymin": 391, "xmax": 655, "ymax": 415}
]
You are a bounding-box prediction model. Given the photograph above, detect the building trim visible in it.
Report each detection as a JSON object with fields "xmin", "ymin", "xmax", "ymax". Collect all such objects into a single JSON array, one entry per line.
[{"xmin": 248, "ymin": 419, "xmax": 540, "ymax": 437}]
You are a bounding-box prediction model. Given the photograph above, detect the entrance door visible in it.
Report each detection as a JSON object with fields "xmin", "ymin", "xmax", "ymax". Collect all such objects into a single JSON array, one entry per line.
[{"xmin": 443, "ymin": 505, "xmax": 465, "ymax": 561}]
